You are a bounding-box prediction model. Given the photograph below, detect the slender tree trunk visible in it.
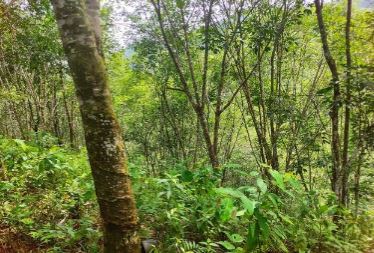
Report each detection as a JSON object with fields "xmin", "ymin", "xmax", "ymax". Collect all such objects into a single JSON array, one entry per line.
[
  {"xmin": 258, "ymin": 49, "xmax": 268, "ymax": 160},
  {"xmin": 160, "ymin": 86, "xmax": 186, "ymax": 160},
  {"xmin": 9, "ymin": 102, "xmax": 26, "ymax": 140},
  {"xmin": 51, "ymin": 80, "xmax": 62, "ymax": 144},
  {"xmin": 151, "ymin": 0, "xmax": 221, "ymax": 169},
  {"xmin": 270, "ymin": 47, "xmax": 279, "ymax": 170},
  {"xmin": 341, "ymin": 0, "xmax": 352, "ymax": 207},
  {"xmin": 51, "ymin": 1, "xmax": 140, "ymax": 252},
  {"xmin": 196, "ymin": 106, "xmax": 219, "ymax": 168},
  {"xmin": 354, "ymin": 142, "xmax": 365, "ymax": 217},
  {"xmin": 62, "ymin": 76, "xmax": 76, "ymax": 148},
  {"xmin": 354, "ymin": 88, "xmax": 366, "ymax": 217},
  {"xmin": 314, "ymin": 0, "xmax": 342, "ymax": 200},
  {"xmin": 192, "ymin": 117, "xmax": 200, "ymax": 169},
  {"xmin": 241, "ymin": 82, "xmax": 273, "ymax": 166}
]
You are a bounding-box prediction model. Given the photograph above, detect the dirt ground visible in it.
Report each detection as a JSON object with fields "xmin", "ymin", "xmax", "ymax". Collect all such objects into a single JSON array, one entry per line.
[{"xmin": 0, "ymin": 225, "xmax": 42, "ymax": 253}]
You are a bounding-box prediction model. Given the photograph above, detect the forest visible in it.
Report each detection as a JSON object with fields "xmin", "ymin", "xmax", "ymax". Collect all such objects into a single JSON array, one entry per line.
[{"xmin": 0, "ymin": 0, "xmax": 373, "ymax": 252}]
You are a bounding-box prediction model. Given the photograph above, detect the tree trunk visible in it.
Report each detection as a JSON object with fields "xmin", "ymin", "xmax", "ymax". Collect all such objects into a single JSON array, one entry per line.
[
  {"xmin": 270, "ymin": 47, "xmax": 279, "ymax": 170},
  {"xmin": 314, "ymin": 0, "xmax": 342, "ymax": 200},
  {"xmin": 196, "ymin": 106, "xmax": 219, "ymax": 168},
  {"xmin": 354, "ymin": 155, "xmax": 362, "ymax": 217},
  {"xmin": 341, "ymin": 0, "xmax": 352, "ymax": 207},
  {"xmin": 61, "ymin": 75, "xmax": 76, "ymax": 148},
  {"xmin": 50, "ymin": 1, "xmax": 140, "ymax": 252}
]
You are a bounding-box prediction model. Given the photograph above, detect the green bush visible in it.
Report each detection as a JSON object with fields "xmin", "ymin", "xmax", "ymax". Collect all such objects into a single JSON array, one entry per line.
[
  {"xmin": 0, "ymin": 138, "xmax": 101, "ymax": 252},
  {"xmin": 132, "ymin": 162, "xmax": 374, "ymax": 253}
]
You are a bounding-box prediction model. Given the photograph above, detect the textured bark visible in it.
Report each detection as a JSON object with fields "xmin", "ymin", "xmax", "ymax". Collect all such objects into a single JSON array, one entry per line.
[
  {"xmin": 85, "ymin": 0, "xmax": 103, "ymax": 56},
  {"xmin": 50, "ymin": 1, "xmax": 140, "ymax": 252},
  {"xmin": 314, "ymin": 0, "xmax": 341, "ymax": 199}
]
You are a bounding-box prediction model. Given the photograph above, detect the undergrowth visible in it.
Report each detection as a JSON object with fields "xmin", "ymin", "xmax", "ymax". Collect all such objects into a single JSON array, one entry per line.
[{"xmin": 0, "ymin": 137, "xmax": 373, "ymax": 252}]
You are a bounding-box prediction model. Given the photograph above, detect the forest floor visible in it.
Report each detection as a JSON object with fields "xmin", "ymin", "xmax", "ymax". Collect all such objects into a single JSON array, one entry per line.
[
  {"xmin": 1, "ymin": 223, "xmax": 374, "ymax": 253},
  {"xmin": 0, "ymin": 224, "xmax": 42, "ymax": 253}
]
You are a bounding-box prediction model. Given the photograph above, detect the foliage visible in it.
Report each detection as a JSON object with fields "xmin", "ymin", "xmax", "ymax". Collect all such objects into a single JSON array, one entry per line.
[
  {"xmin": 1, "ymin": 139, "xmax": 373, "ymax": 252},
  {"xmin": 131, "ymin": 160, "xmax": 374, "ymax": 253},
  {"xmin": 0, "ymin": 137, "xmax": 101, "ymax": 252},
  {"xmin": 0, "ymin": 0, "xmax": 373, "ymax": 252}
]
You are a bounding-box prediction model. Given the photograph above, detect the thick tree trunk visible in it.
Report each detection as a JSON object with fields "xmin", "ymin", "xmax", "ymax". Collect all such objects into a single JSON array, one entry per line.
[{"xmin": 50, "ymin": 1, "xmax": 140, "ymax": 252}]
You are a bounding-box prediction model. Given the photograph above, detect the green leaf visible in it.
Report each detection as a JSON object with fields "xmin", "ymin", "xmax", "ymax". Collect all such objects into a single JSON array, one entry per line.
[
  {"xmin": 236, "ymin": 209, "xmax": 246, "ymax": 217},
  {"xmin": 240, "ymin": 195, "xmax": 255, "ymax": 215},
  {"xmin": 14, "ymin": 139, "xmax": 27, "ymax": 151},
  {"xmin": 20, "ymin": 218, "xmax": 34, "ymax": 225},
  {"xmin": 239, "ymin": 186, "xmax": 257, "ymax": 194},
  {"xmin": 246, "ymin": 222, "xmax": 259, "ymax": 252},
  {"xmin": 181, "ymin": 170, "xmax": 193, "ymax": 182},
  {"xmin": 0, "ymin": 181, "xmax": 14, "ymax": 191},
  {"xmin": 225, "ymin": 233, "xmax": 244, "ymax": 243},
  {"xmin": 220, "ymin": 198, "xmax": 234, "ymax": 222},
  {"xmin": 215, "ymin": 187, "xmax": 243, "ymax": 199},
  {"xmin": 219, "ymin": 241, "xmax": 236, "ymax": 250},
  {"xmin": 257, "ymin": 214, "xmax": 270, "ymax": 240},
  {"xmin": 316, "ymin": 86, "xmax": 333, "ymax": 95},
  {"xmin": 256, "ymin": 178, "xmax": 267, "ymax": 194},
  {"xmin": 215, "ymin": 188, "xmax": 256, "ymax": 215},
  {"xmin": 249, "ymin": 171, "xmax": 259, "ymax": 177},
  {"xmin": 267, "ymin": 193, "xmax": 280, "ymax": 208},
  {"xmin": 270, "ymin": 169, "xmax": 285, "ymax": 191},
  {"xmin": 279, "ymin": 214, "xmax": 293, "ymax": 225}
]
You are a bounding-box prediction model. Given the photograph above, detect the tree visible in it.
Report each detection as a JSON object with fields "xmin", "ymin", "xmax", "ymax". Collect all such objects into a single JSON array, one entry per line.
[
  {"xmin": 50, "ymin": 0, "xmax": 140, "ymax": 252},
  {"xmin": 314, "ymin": 0, "xmax": 357, "ymax": 206},
  {"xmin": 341, "ymin": 0, "xmax": 352, "ymax": 206},
  {"xmin": 149, "ymin": 0, "xmax": 250, "ymax": 169},
  {"xmin": 314, "ymin": 0, "xmax": 342, "ymax": 201}
]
